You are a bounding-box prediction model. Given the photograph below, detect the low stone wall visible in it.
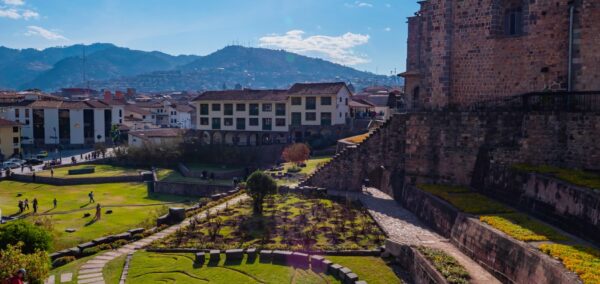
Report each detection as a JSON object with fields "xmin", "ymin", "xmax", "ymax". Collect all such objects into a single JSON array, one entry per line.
[
  {"xmin": 401, "ymin": 185, "xmax": 581, "ymax": 284},
  {"xmin": 451, "ymin": 215, "xmax": 581, "ymax": 284},
  {"xmin": 385, "ymin": 240, "xmax": 447, "ymax": 284},
  {"xmin": 400, "ymin": 186, "xmax": 459, "ymax": 238},
  {"xmin": 153, "ymin": 181, "xmax": 233, "ymax": 197},
  {"xmin": 481, "ymin": 164, "xmax": 600, "ymax": 244},
  {"xmin": 179, "ymin": 163, "xmax": 245, "ymax": 180},
  {"xmin": 49, "ymin": 228, "xmax": 145, "ymax": 260},
  {"xmin": 8, "ymin": 173, "xmax": 144, "ymax": 185}
]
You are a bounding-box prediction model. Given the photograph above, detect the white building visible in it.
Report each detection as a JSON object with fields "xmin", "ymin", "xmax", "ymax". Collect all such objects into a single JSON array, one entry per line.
[
  {"xmin": 191, "ymin": 82, "xmax": 351, "ymax": 145},
  {"xmin": 0, "ymin": 94, "xmax": 124, "ymax": 146}
]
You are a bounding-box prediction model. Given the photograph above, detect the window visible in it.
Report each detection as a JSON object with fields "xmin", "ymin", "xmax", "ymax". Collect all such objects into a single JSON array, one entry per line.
[
  {"xmin": 291, "ymin": 97, "xmax": 302, "ymax": 105},
  {"xmin": 262, "ymin": 118, "xmax": 272, "ymax": 131},
  {"xmin": 200, "ymin": 104, "xmax": 209, "ymax": 115},
  {"xmin": 212, "ymin": 103, "xmax": 221, "ymax": 111},
  {"xmin": 14, "ymin": 109, "xmax": 19, "ymax": 118},
  {"xmin": 25, "ymin": 119, "xmax": 29, "ymax": 125},
  {"xmin": 321, "ymin": 112, "xmax": 332, "ymax": 126},
  {"xmin": 236, "ymin": 118, "xmax": 246, "ymax": 130},
  {"xmin": 345, "ymin": 98, "xmax": 348, "ymax": 105},
  {"xmin": 236, "ymin": 103, "xmax": 246, "ymax": 112},
  {"xmin": 276, "ymin": 118, "xmax": 286, "ymax": 127},
  {"xmin": 12, "ymin": 127, "xmax": 18, "ymax": 133},
  {"xmin": 305, "ymin": 112, "xmax": 316, "ymax": 121},
  {"xmin": 275, "ymin": 103, "xmax": 286, "ymax": 116},
  {"xmin": 119, "ymin": 109, "xmax": 122, "ymax": 117},
  {"xmin": 224, "ymin": 104, "xmax": 233, "ymax": 115},
  {"xmin": 505, "ymin": 8, "xmax": 523, "ymax": 36},
  {"xmin": 200, "ymin": 117, "xmax": 209, "ymax": 125},
  {"xmin": 249, "ymin": 118, "xmax": 259, "ymax": 126},
  {"xmin": 291, "ymin": 112, "xmax": 302, "ymax": 126},
  {"xmin": 321, "ymin": 97, "xmax": 332, "ymax": 105},
  {"xmin": 262, "ymin": 103, "xmax": 272, "ymax": 112},
  {"xmin": 13, "ymin": 137, "xmax": 18, "ymax": 143},
  {"xmin": 249, "ymin": 103, "xmax": 259, "ymax": 116},
  {"xmin": 25, "ymin": 109, "xmax": 29, "ymax": 117},
  {"xmin": 211, "ymin": 118, "xmax": 221, "ymax": 129},
  {"xmin": 306, "ymin": 97, "xmax": 316, "ymax": 110},
  {"xmin": 224, "ymin": 118, "xmax": 233, "ymax": 126}
]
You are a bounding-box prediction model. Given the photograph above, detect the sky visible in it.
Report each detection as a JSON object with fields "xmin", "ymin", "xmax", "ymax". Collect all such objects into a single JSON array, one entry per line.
[{"xmin": 0, "ymin": 0, "xmax": 420, "ymax": 75}]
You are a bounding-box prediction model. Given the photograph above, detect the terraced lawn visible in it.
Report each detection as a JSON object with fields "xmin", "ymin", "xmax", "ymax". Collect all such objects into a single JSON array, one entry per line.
[
  {"xmin": 0, "ymin": 181, "xmax": 193, "ymax": 251},
  {"xmin": 157, "ymin": 169, "xmax": 233, "ymax": 186},
  {"xmin": 512, "ymin": 164, "xmax": 600, "ymax": 190},
  {"xmin": 268, "ymin": 156, "xmax": 332, "ymax": 186},
  {"xmin": 36, "ymin": 164, "xmax": 144, "ymax": 178},
  {"xmin": 127, "ymin": 252, "xmax": 399, "ymax": 284}
]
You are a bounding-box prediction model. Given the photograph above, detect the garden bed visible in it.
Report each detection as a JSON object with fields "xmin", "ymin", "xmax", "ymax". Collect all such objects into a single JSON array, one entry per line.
[
  {"xmin": 512, "ymin": 164, "xmax": 600, "ymax": 190},
  {"xmin": 151, "ymin": 193, "xmax": 385, "ymax": 251}
]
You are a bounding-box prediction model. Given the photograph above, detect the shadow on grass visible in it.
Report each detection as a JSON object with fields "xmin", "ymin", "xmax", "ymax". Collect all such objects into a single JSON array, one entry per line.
[{"xmin": 224, "ymin": 258, "xmax": 243, "ymax": 266}]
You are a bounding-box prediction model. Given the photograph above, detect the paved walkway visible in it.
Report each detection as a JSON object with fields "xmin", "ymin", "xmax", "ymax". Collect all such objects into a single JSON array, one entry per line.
[
  {"xmin": 69, "ymin": 194, "xmax": 249, "ymax": 284},
  {"xmin": 359, "ymin": 187, "xmax": 500, "ymax": 284}
]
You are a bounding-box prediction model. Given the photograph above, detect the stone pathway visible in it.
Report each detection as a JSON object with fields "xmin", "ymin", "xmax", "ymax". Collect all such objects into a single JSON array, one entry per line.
[
  {"xmin": 57, "ymin": 194, "xmax": 250, "ymax": 284},
  {"xmin": 359, "ymin": 187, "xmax": 500, "ymax": 284}
]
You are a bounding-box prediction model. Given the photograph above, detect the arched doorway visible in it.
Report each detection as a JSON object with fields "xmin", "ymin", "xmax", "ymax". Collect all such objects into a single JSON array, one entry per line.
[
  {"xmin": 201, "ymin": 131, "xmax": 211, "ymax": 145},
  {"xmin": 212, "ymin": 132, "xmax": 223, "ymax": 145},
  {"xmin": 224, "ymin": 132, "xmax": 235, "ymax": 145}
]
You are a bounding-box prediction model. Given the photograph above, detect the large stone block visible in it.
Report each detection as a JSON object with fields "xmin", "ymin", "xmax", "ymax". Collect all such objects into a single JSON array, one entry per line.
[
  {"xmin": 272, "ymin": 250, "xmax": 292, "ymax": 265},
  {"xmin": 259, "ymin": 250, "xmax": 272, "ymax": 263},
  {"xmin": 290, "ymin": 252, "xmax": 309, "ymax": 269},
  {"xmin": 195, "ymin": 252, "xmax": 205, "ymax": 265},
  {"xmin": 225, "ymin": 249, "xmax": 244, "ymax": 260}
]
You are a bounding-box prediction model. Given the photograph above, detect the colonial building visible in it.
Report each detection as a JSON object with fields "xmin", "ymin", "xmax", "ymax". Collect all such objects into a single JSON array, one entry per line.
[
  {"xmin": 0, "ymin": 118, "xmax": 21, "ymax": 160},
  {"xmin": 0, "ymin": 92, "xmax": 124, "ymax": 147},
  {"xmin": 134, "ymin": 100, "xmax": 195, "ymax": 129},
  {"xmin": 128, "ymin": 128, "xmax": 184, "ymax": 148},
  {"xmin": 400, "ymin": 0, "xmax": 600, "ymax": 109},
  {"xmin": 191, "ymin": 82, "xmax": 351, "ymax": 145}
]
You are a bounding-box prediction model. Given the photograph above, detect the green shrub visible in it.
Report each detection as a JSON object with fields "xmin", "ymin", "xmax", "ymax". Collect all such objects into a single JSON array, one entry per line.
[
  {"xmin": 246, "ymin": 171, "xmax": 277, "ymax": 215},
  {"xmin": 0, "ymin": 221, "xmax": 52, "ymax": 253},
  {"xmin": 0, "ymin": 242, "xmax": 50, "ymax": 284},
  {"xmin": 287, "ymin": 165, "xmax": 302, "ymax": 173},
  {"xmin": 52, "ymin": 256, "xmax": 76, "ymax": 268},
  {"xmin": 110, "ymin": 239, "xmax": 129, "ymax": 249},
  {"xmin": 81, "ymin": 247, "xmax": 100, "ymax": 256},
  {"xmin": 417, "ymin": 246, "xmax": 470, "ymax": 284}
]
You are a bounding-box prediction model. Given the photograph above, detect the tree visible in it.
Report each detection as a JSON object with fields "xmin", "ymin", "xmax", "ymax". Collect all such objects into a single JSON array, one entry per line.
[
  {"xmin": 282, "ymin": 143, "xmax": 310, "ymax": 165},
  {"xmin": 0, "ymin": 242, "xmax": 50, "ymax": 284},
  {"xmin": 0, "ymin": 221, "xmax": 52, "ymax": 254},
  {"xmin": 246, "ymin": 171, "xmax": 277, "ymax": 215}
]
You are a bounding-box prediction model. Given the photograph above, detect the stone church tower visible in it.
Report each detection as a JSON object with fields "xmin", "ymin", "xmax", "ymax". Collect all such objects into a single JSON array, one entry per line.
[{"xmin": 400, "ymin": 0, "xmax": 600, "ymax": 109}]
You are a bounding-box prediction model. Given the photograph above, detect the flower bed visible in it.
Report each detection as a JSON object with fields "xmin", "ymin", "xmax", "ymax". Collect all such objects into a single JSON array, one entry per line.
[
  {"xmin": 417, "ymin": 246, "xmax": 470, "ymax": 284},
  {"xmin": 539, "ymin": 244, "xmax": 600, "ymax": 284},
  {"xmin": 151, "ymin": 194, "xmax": 385, "ymax": 251},
  {"xmin": 479, "ymin": 213, "xmax": 568, "ymax": 242}
]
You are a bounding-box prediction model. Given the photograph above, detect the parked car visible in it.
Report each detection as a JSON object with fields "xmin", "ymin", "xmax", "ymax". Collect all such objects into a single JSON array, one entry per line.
[
  {"xmin": 5, "ymin": 158, "xmax": 25, "ymax": 166},
  {"xmin": 36, "ymin": 151, "xmax": 49, "ymax": 159},
  {"xmin": 25, "ymin": 158, "xmax": 43, "ymax": 166},
  {"xmin": 1, "ymin": 161, "xmax": 20, "ymax": 170}
]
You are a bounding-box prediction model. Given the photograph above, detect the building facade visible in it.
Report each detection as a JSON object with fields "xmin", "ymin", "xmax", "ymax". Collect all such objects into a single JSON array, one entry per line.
[
  {"xmin": 192, "ymin": 82, "xmax": 351, "ymax": 145},
  {"xmin": 0, "ymin": 118, "xmax": 21, "ymax": 160},
  {"xmin": 400, "ymin": 0, "xmax": 600, "ymax": 109}
]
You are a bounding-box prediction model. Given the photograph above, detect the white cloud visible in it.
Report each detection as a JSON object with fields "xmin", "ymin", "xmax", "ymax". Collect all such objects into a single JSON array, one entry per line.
[
  {"xmin": 345, "ymin": 1, "xmax": 373, "ymax": 8},
  {"xmin": 3, "ymin": 0, "xmax": 24, "ymax": 5},
  {"xmin": 384, "ymin": 27, "xmax": 391, "ymax": 32},
  {"xmin": 25, "ymin": 26, "xmax": 67, "ymax": 41},
  {"xmin": 0, "ymin": 8, "xmax": 21, "ymax": 19},
  {"xmin": 22, "ymin": 9, "xmax": 38, "ymax": 19},
  {"xmin": 259, "ymin": 30, "xmax": 370, "ymax": 65}
]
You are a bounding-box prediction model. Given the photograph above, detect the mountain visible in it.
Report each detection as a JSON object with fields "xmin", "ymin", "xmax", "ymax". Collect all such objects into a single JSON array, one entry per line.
[{"xmin": 0, "ymin": 44, "xmax": 401, "ymax": 92}]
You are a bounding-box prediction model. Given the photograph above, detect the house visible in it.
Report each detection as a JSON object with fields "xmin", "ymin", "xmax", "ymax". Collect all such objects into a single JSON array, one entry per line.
[
  {"xmin": 123, "ymin": 105, "xmax": 158, "ymax": 130},
  {"xmin": 0, "ymin": 118, "xmax": 21, "ymax": 160},
  {"xmin": 128, "ymin": 128, "xmax": 184, "ymax": 147},
  {"xmin": 191, "ymin": 82, "xmax": 351, "ymax": 145}
]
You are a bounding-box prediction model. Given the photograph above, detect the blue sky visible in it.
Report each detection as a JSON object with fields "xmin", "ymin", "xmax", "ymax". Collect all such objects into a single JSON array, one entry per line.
[{"xmin": 0, "ymin": 0, "xmax": 420, "ymax": 75}]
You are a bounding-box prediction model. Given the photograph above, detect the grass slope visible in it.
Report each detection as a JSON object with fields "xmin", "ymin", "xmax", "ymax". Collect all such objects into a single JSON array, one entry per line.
[
  {"xmin": 513, "ymin": 164, "xmax": 600, "ymax": 190},
  {"xmin": 326, "ymin": 256, "xmax": 402, "ymax": 284},
  {"xmin": 37, "ymin": 164, "xmax": 142, "ymax": 178}
]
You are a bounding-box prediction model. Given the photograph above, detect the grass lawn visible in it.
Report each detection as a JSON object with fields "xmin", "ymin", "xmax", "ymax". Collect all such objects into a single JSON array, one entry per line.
[
  {"xmin": 268, "ymin": 156, "xmax": 332, "ymax": 186},
  {"xmin": 157, "ymin": 169, "xmax": 233, "ymax": 186},
  {"xmin": 153, "ymin": 194, "xmax": 384, "ymax": 251},
  {"xmin": 127, "ymin": 251, "xmax": 400, "ymax": 284},
  {"xmin": 512, "ymin": 164, "xmax": 600, "ymax": 190},
  {"xmin": 326, "ymin": 256, "xmax": 402, "ymax": 284},
  {"xmin": 186, "ymin": 163, "xmax": 243, "ymax": 172},
  {"xmin": 0, "ymin": 181, "xmax": 193, "ymax": 251},
  {"xmin": 104, "ymin": 254, "xmax": 127, "ymax": 284},
  {"xmin": 36, "ymin": 164, "xmax": 144, "ymax": 178}
]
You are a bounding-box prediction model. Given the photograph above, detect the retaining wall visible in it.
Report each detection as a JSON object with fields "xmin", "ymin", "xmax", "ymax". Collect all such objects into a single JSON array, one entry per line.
[
  {"xmin": 178, "ymin": 163, "xmax": 245, "ymax": 180},
  {"xmin": 153, "ymin": 181, "xmax": 233, "ymax": 197},
  {"xmin": 385, "ymin": 240, "xmax": 447, "ymax": 284},
  {"xmin": 9, "ymin": 173, "xmax": 144, "ymax": 185}
]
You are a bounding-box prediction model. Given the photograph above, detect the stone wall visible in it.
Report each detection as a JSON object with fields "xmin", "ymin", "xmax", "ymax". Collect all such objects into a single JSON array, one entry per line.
[
  {"xmin": 8, "ymin": 173, "xmax": 144, "ymax": 185},
  {"xmin": 305, "ymin": 111, "xmax": 600, "ymax": 197},
  {"xmin": 399, "ymin": 186, "xmax": 459, "ymax": 238},
  {"xmin": 385, "ymin": 240, "xmax": 448, "ymax": 284},
  {"xmin": 153, "ymin": 181, "xmax": 233, "ymax": 197},
  {"xmin": 480, "ymin": 164, "xmax": 600, "ymax": 243},
  {"xmin": 402, "ymin": 0, "xmax": 600, "ymax": 108},
  {"xmin": 178, "ymin": 163, "xmax": 245, "ymax": 180}
]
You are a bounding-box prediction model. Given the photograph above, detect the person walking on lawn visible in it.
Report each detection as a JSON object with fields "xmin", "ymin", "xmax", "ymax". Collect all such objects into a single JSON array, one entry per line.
[
  {"xmin": 89, "ymin": 191, "xmax": 95, "ymax": 203},
  {"xmin": 53, "ymin": 197, "xmax": 57, "ymax": 208},
  {"xmin": 95, "ymin": 203, "xmax": 101, "ymax": 221},
  {"xmin": 23, "ymin": 199, "xmax": 29, "ymax": 210},
  {"xmin": 32, "ymin": 198, "xmax": 38, "ymax": 214}
]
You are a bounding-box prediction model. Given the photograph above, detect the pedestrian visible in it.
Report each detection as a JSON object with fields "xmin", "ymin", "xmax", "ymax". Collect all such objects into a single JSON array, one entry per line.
[
  {"xmin": 20, "ymin": 164, "xmax": 24, "ymax": 173},
  {"xmin": 50, "ymin": 167, "xmax": 54, "ymax": 178},
  {"xmin": 7, "ymin": 268, "xmax": 26, "ymax": 284},
  {"xmin": 32, "ymin": 172, "xmax": 36, "ymax": 182},
  {"xmin": 89, "ymin": 191, "xmax": 95, "ymax": 203},
  {"xmin": 80, "ymin": 153, "xmax": 83, "ymax": 160},
  {"xmin": 32, "ymin": 198, "xmax": 38, "ymax": 214},
  {"xmin": 24, "ymin": 199, "xmax": 29, "ymax": 210},
  {"xmin": 18, "ymin": 200, "xmax": 23, "ymax": 213},
  {"xmin": 95, "ymin": 203, "xmax": 101, "ymax": 221},
  {"xmin": 53, "ymin": 197, "xmax": 57, "ymax": 208}
]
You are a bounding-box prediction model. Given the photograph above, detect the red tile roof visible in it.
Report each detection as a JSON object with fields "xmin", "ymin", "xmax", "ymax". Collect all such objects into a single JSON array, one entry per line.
[
  {"xmin": 288, "ymin": 82, "xmax": 347, "ymax": 96},
  {"xmin": 0, "ymin": 118, "xmax": 20, "ymax": 127},
  {"xmin": 193, "ymin": 89, "xmax": 288, "ymax": 101}
]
